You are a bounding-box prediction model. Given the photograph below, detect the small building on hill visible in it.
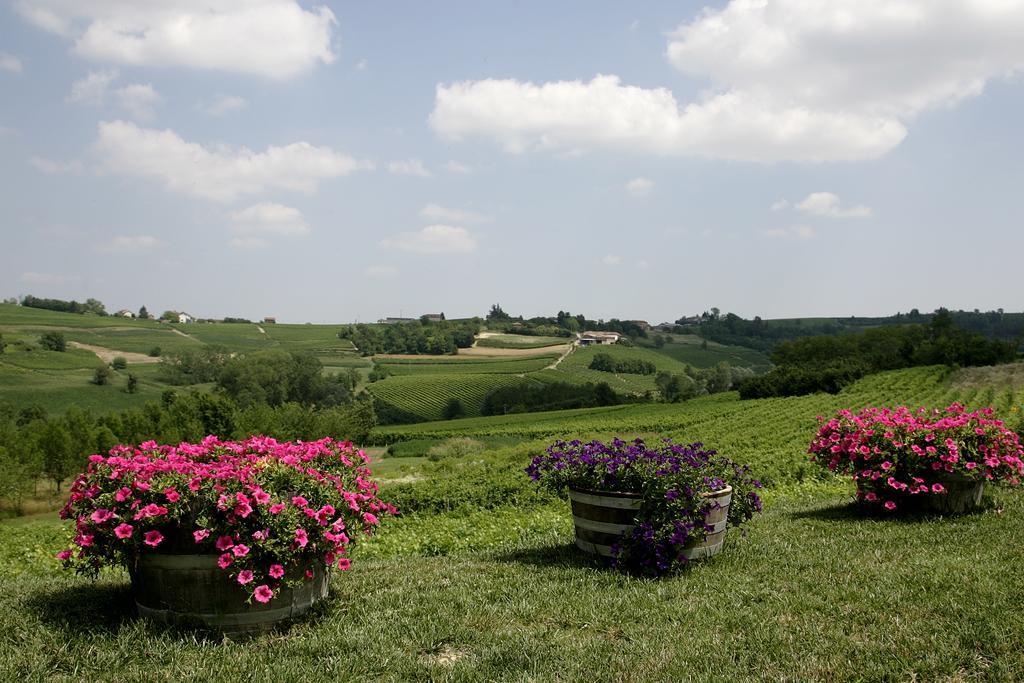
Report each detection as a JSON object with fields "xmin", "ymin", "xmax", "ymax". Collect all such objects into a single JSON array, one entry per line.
[
  {"xmin": 263, "ymin": 317, "xmax": 277, "ymax": 324},
  {"xmin": 378, "ymin": 317, "xmax": 414, "ymax": 325},
  {"xmin": 421, "ymin": 313, "xmax": 445, "ymax": 323},
  {"xmin": 178, "ymin": 312, "xmax": 194, "ymax": 324},
  {"xmin": 116, "ymin": 309, "xmax": 135, "ymax": 318},
  {"xmin": 579, "ymin": 331, "xmax": 621, "ymax": 346}
]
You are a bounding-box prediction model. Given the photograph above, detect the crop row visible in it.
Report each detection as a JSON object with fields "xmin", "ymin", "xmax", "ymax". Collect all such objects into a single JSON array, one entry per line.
[{"xmin": 366, "ymin": 373, "xmax": 535, "ymax": 421}]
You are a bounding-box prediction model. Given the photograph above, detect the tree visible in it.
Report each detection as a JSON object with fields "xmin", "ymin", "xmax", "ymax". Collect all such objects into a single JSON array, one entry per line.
[
  {"xmin": 0, "ymin": 333, "xmax": 5, "ymax": 354},
  {"xmin": 39, "ymin": 331, "xmax": 66, "ymax": 352},
  {"xmin": 442, "ymin": 398, "xmax": 465, "ymax": 420},
  {"xmin": 139, "ymin": 305, "xmax": 149, "ymax": 319},
  {"xmin": 83, "ymin": 298, "xmax": 107, "ymax": 316},
  {"xmin": 487, "ymin": 303, "xmax": 511, "ymax": 322},
  {"xmin": 37, "ymin": 420, "xmax": 75, "ymax": 492},
  {"xmin": 111, "ymin": 356, "xmax": 128, "ymax": 370},
  {"xmin": 160, "ymin": 310, "xmax": 178, "ymax": 322},
  {"xmin": 92, "ymin": 365, "xmax": 112, "ymax": 385},
  {"xmin": 126, "ymin": 373, "xmax": 138, "ymax": 394}
]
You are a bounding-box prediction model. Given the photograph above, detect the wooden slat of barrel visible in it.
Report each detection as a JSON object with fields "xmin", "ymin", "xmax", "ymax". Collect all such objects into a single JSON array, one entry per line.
[{"xmin": 132, "ymin": 554, "xmax": 329, "ymax": 634}]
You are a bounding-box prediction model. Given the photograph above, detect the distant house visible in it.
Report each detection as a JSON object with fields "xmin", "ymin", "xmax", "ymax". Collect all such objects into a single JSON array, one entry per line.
[
  {"xmin": 263, "ymin": 317, "xmax": 277, "ymax": 324},
  {"xmin": 579, "ymin": 331, "xmax": 621, "ymax": 346},
  {"xmin": 116, "ymin": 309, "xmax": 135, "ymax": 318},
  {"xmin": 178, "ymin": 312, "xmax": 194, "ymax": 324},
  {"xmin": 377, "ymin": 317, "xmax": 415, "ymax": 325},
  {"xmin": 421, "ymin": 313, "xmax": 444, "ymax": 323}
]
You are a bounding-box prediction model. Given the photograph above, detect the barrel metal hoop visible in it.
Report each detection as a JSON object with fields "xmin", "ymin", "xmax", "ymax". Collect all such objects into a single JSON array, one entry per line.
[{"xmin": 568, "ymin": 489, "xmax": 643, "ymax": 510}]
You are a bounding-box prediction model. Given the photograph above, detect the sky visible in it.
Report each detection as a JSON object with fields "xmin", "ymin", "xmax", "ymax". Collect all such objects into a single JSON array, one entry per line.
[{"xmin": 1, "ymin": 0, "xmax": 1023, "ymax": 324}]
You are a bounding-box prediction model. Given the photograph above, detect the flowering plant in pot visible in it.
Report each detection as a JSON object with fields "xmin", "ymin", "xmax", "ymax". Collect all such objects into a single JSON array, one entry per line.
[
  {"xmin": 809, "ymin": 403, "xmax": 1024, "ymax": 513},
  {"xmin": 57, "ymin": 436, "xmax": 396, "ymax": 630},
  {"xmin": 526, "ymin": 437, "xmax": 762, "ymax": 576}
]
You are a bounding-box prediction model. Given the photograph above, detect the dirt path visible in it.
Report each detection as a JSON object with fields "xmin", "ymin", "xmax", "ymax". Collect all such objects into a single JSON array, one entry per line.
[
  {"xmin": 69, "ymin": 341, "xmax": 161, "ymax": 364},
  {"xmin": 170, "ymin": 327, "xmax": 198, "ymax": 341},
  {"xmin": 545, "ymin": 335, "xmax": 579, "ymax": 369},
  {"xmin": 256, "ymin": 326, "xmax": 266, "ymax": 334}
]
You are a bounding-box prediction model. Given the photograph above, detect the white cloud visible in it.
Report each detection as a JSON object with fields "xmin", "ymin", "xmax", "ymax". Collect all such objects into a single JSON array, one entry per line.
[
  {"xmin": 795, "ymin": 192, "xmax": 873, "ymax": 218},
  {"xmin": 67, "ymin": 69, "xmax": 118, "ymax": 104},
  {"xmin": 29, "ymin": 156, "xmax": 84, "ymax": 174},
  {"xmin": 94, "ymin": 120, "xmax": 371, "ymax": 202},
  {"xmin": 762, "ymin": 225, "xmax": 816, "ymax": 240},
  {"xmin": 432, "ymin": 3, "xmax": 1024, "ymax": 163},
  {"xmin": 770, "ymin": 200, "xmax": 789, "ymax": 212},
  {"xmin": 388, "ymin": 159, "xmax": 432, "ymax": 177},
  {"xmin": 96, "ymin": 235, "xmax": 162, "ymax": 252},
  {"xmin": 380, "ymin": 225, "xmax": 477, "ymax": 254},
  {"xmin": 230, "ymin": 203, "xmax": 310, "ymax": 236},
  {"xmin": 115, "ymin": 83, "xmax": 161, "ymax": 120},
  {"xmin": 15, "ymin": 0, "xmax": 336, "ymax": 79},
  {"xmin": 431, "ymin": 74, "xmax": 904, "ymax": 162},
  {"xmin": 420, "ymin": 203, "xmax": 490, "ymax": 224},
  {"xmin": 600, "ymin": 254, "xmax": 622, "ymax": 265},
  {"xmin": 20, "ymin": 271, "xmax": 79, "ymax": 285},
  {"xmin": 625, "ymin": 177, "xmax": 653, "ymax": 197},
  {"xmin": 0, "ymin": 52, "xmax": 23, "ymax": 74},
  {"xmin": 67, "ymin": 70, "xmax": 162, "ymax": 120},
  {"xmin": 443, "ymin": 160, "xmax": 473, "ymax": 174},
  {"xmin": 200, "ymin": 94, "xmax": 247, "ymax": 117},
  {"xmin": 363, "ymin": 265, "xmax": 398, "ymax": 279}
]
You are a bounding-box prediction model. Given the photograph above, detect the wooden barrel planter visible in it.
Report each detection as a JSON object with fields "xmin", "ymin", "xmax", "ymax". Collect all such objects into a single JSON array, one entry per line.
[
  {"xmin": 131, "ymin": 554, "xmax": 329, "ymax": 635},
  {"xmin": 568, "ymin": 485, "xmax": 733, "ymax": 561},
  {"xmin": 859, "ymin": 474, "xmax": 986, "ymax": 515}
]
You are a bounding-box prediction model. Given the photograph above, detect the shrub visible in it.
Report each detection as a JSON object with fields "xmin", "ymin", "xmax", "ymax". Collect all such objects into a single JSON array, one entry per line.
[
  {"xmin": 91, "ymin": 366, "xmax": 112, "ymax": 386},
  {"xmin": 426, "ymin": 437, "xmax": 485, "ymax": 462},
  {"xmin": 111, "ymin": 356, "xmax": 128, "ymax": 370},
  {"xmin": 148, "ymin": 347, "xmax": 161, "ymax": 357},
  {"xmin": 39, "ymin": 332, "xmax": 66, "ymax": 352}
]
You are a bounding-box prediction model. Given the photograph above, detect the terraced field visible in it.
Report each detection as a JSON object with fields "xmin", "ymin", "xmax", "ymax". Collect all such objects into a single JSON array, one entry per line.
[
  {"xmin": 366, "ymin": 373, "xmax": 536, "ymax": 422},
  {"xmin": 377, "ymin": 355, "xmax": 558, "ymax": 376},
  {"xmin": 643, "ymin": 333, "xmax": 772, "ymax": 370},
  {"xmin": 541, "ymin": 343, "xmax": 691, "ymax": 394},
  {"xmin": 475, "ymin": 333, "xmax": 569, "ymax": 349}
]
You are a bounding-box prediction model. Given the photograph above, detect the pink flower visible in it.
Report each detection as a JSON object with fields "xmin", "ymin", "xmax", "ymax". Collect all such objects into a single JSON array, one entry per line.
[
  {"xmin": 114, "ymin": 523, "xmax": 134, "ymax": 539},
  {"xmin": 56, "ymin": 549, "xmax": 73, "ymax": 561},
  {"xmin": 269, "ymin": 503, "xmax": 286, "ymax": 515},
  {"xmin": 114, "ymin": 487, "xmax": 133, "ymax": 502},
  {"xmin": 253, "ymin": 585, "xmax": 274, "ymax": 603},
  {"xmin": 237, "ymin": 570, "xmax": 254, "ymax": 585},
  {"xmin": 304, "ymin": 569, "xmax": 314, "ymax": 580},
  {"xmin": 269, "ymin": 564, "xmax": 285, "ymax": 579},
  {"xmin": 865, "ymin": 492, "xmax": 878, "ymax": 502},
  {"xmin": 294, "ymin": 528, "xmax": 308, "ymax": 548},
  {"xmin": 932, "ymin": 483, "xmax": 946, "ymax": 493},
  {"xmin": 165, "ymin": 488, "xmax": 181, "ymax": 503},
  {"xmin": 90, "ymin": 508, "xmax": 114, "ymax": 524},
  {"xmin": 215, "ymin": 535, "xmax": 234, "ymax": 551},
  {"xmin": 193, "ymin": 529, "xmax": 211, "ymax": 543},
  {"xmin": 75, "ymin": 533, "xmax": 94, "ymax": 547},
  {"xmin": 253, "ymin": 490, "xmax": 271, "ymax": 504},
  {"xmin": 218, "ymin": 553, "xmax": 234, "ymax": 569},
  {"xmin": 883, "ymin": 501, "xmax": 897, "ymax": 511},
  {"xmin": 291, "ymin": 496, "xmax": 308, "ymax": 507},
  {"xmin": 235, "ymin": 501, "xmax": 253, "ymax": 518},
  {"xmin": 336, "ymin": 557, "xmax": 351, "ymax": 571},
  {"xmin": 143, "ymin": 530, "xmax": 164, "ymax": 547},
  {"xmin": 363, "ymin": 513, "xmax": 379, "ymax": 525},
  {"xmin": 232, "ymin": 544, "xmax": 250, "ymax": 557},
  {"xmin": 880, "ymin": 462, "xmax": 892, "ymax": 471}
]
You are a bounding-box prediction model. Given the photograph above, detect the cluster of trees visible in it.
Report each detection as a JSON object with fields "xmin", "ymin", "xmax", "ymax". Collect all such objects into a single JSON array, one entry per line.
[
  {"xmin": 589, "ymin": 353, "xmax": 656, "ymax": 375},
  {"xmin": 738, "ymin": 312, "xmax": 1019, "ymax": 399},
  {"xmin": 683, "ymin": 307, "xmax": 1024, "ymax": 352},
  {"xmin": 158, "ymin": 348, "xmax": 360, "ymax": 408},
  {"xmin": 655, "ymin": 362, "xmax": 754, "ymax": 403},
  {"xmin": 481, "ymin": 381, "xmax": 620, "ymax": 415},
  {"xmin": 485, "ymin": 304, "xmax": 649, "ymax": 339},
  {"xmin": 20, "ymin": 295, "xmax": 107, "ymax": 316},
  {"xmin": 338, "ymin": 319, "xmax": 480, "ymax": 356}
]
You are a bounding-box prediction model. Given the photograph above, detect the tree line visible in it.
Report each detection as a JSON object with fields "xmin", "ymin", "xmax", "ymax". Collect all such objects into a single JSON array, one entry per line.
[
  {"xmin": 338, "ymin": 319, "xmax": 481, "ymax": 356},
  {"xmin": 738, "ymin": 311, "xmax": 1019, "ymax": 399}
]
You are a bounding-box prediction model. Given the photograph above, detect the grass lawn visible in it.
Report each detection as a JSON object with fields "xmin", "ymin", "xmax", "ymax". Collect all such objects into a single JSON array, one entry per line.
[{"xmin": 1, "ymin": 486, "xmax": 1021, "ymax": 680}]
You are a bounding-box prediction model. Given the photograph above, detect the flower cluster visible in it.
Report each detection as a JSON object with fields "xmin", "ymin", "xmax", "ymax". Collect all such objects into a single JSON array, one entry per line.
[
  {"xmin": 527, "ymin": 437, "xmax": 762, "ymax": 575},
  {"xmin": 809, "ymin": 403, "xmax": 1024, "ymax": 510},
  {"xmin": 57, "ymin": 436, "xmax": 397, "ymax": 603}
]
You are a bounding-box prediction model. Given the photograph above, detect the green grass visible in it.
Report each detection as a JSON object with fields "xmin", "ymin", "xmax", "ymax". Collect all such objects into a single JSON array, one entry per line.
[
  {"xmin": 533, "ymin": 344, "xmax": 692, "ymax": 394},
  {"xmin": 367, "ymin": 373, "xmax": 534, "ymax": 422},
  {"xmin": 2, "ymin": 489, "xmax": 1022, "ymax": 680},
  {"xmin": 645, "ymin": 333, "xmax": 772, "ymax": 370},
  {"xmin": 379, "ymin": 355, "xmax": 558, "ymax": 376},
  {"xmin": 476, "ymin": 334, "xmax": 570, "ymax": 349}
]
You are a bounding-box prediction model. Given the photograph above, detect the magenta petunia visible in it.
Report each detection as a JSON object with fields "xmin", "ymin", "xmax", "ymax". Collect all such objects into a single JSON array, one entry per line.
[
  {"xmin": 336, "ymin": 557, "xmax": 351, "ymax": 571},
  {"xmin": 218, "ymin": 552, "xmax": 234, "ymax": 569},
  {"xmin": 232, "ymin": 544, "xmax": 250, "ymax": 557},
  {"xmin": 253, "ymin": 585, "xmax": 274, "ymax": 603},
  {"xmin": 237, "ymin": 570, "xmax": 254, "ymax": 585},
  {"xmin": 294, "ymin": 528, "xmax": 308, "ymax": 548},
  {"xmin": 268, "ymin": 564, "xmax": 285, "ymax": 579},
  {"xmin": 114, "ymin": 523, "xmax": 134, "ymax": 539},
  {"xmin": 143, "ymin": 530, "xmax": 164, "ymax": 547},
  {"xmin": 90, "ymin": 508, "xmax": 114, "ymax": 524},
  {"xmin": 215, "ymin": 535, "xmax": 234, "ymax": 551},
  {"xmin": 269, "ymin": 503, "xmax": 286, "ymax": 515},
  {"xmin": 193, "ymin": 529, "xmax": 211, "ymax": 543}
]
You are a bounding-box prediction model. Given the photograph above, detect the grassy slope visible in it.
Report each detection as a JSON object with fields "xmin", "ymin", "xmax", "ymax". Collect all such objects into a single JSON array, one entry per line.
[
  {"xmin": 646, "ymin": 333, "xmax": 772, "ymax": 370},
  {"xmin": 539, "ymin": 344, "xmax": 691, "ymax": 394},
  {"xmin": 2, "ymin": 364, "xmax": 1023, "ymax": 679}
]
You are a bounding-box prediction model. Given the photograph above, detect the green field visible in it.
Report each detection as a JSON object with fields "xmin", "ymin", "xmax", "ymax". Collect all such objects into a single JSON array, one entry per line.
[
  {"xmin": 377, "ymin": 355, "xmax": 558, "ymax": 376},
  {"xmin": 644, "ymin": 333, "xmax": 772, "ymax": 369},
  {"xmin": 475, "ymin": 334, "xmax": 570, "ymax": 349},
  {"xmin": 366, "ymin": 373, "xmax": 535, "ymax": 422},
  {"xmin": 2, "ymin": 361, "xmax": 1023, "ymax": 679},
  {"xmin": 541, "ymin": 344, "xmax": 691, "ymax": 394}
]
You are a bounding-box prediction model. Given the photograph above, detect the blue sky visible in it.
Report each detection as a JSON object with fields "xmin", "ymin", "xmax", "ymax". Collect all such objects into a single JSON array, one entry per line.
[{"xmin": 1, "ymin": 1, "xmax": 1022, "ymax": 323}]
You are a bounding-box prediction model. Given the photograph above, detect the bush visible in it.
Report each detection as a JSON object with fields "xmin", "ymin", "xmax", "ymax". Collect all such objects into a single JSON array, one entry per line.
[
  {"xmin": 148, "ymin": 346, "xmax": 161, "ymax": 357},
  {"xmin": 39, "ymin": 332, "xmax": 66, "ymax": 352},
  {"xmin": 91, "ymin": 366, "xmax": 112, "ymax": 386},
  {"xmin": 426, "ymin": 437, "xmax": 485, "ymax": 462},
  {"xmin": 111, "ymin": 356, "xmax": 128, "ymax": 370}
]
